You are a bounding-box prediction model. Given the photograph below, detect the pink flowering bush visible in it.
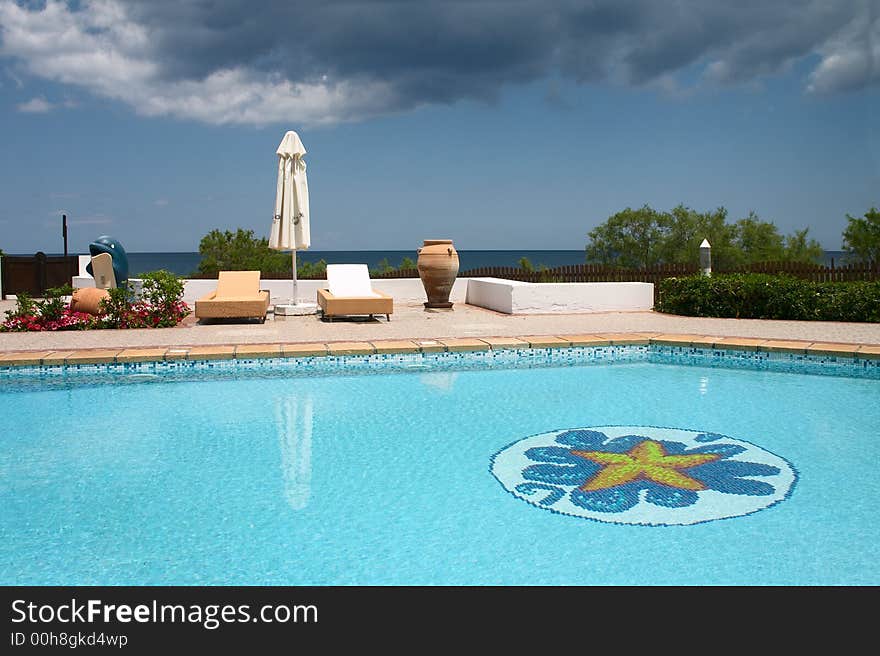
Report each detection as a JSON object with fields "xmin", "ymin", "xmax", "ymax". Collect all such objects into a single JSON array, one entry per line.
[
  {"xmin": 2, "ymin": 308, "xmax": 95, "ymax": 332},
  {"xmin": 1, "ymin": 271, "xmax": 191, "ymax": 332},
  {"xmin": 98, "ymin": 271, "xmax": 190, "ymax": 328},
  {"xmin": 1, "ymin": 288, "xmax": 95, "ymax": 332}
]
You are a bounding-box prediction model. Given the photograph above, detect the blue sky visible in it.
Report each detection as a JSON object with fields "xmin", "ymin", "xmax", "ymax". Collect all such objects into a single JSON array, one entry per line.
[{"xmin": 0, "ymin": 1, "xmax": 878, "ymax": 254}]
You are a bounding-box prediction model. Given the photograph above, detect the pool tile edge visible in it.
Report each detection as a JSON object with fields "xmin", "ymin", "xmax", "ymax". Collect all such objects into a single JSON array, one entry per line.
[{"xmin": 1, "ymin": 334, "xmax": 878, "ymax": 371}]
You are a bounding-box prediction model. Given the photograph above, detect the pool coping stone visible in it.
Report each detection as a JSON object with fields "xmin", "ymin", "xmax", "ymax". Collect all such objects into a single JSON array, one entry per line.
[{"xmin": 1, "ymin": 333, "xmax": 877, "ymax": 367}]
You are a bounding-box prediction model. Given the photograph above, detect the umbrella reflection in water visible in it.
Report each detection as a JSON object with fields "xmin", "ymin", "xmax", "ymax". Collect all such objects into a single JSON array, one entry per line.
[{"xmin": 276, "ymin": 394, "xmax": 313, "ymax": 511}]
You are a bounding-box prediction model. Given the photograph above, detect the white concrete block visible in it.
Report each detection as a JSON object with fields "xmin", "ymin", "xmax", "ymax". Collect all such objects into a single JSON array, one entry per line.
[{"xmin": 464, "ymin": 277, "xmax": 653, "ymax": 314}]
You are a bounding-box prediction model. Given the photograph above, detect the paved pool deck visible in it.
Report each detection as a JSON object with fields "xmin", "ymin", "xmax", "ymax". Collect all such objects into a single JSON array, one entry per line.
[{"xmin": 1, "ymin": 299, "xmax": 879, "ymax": 365}]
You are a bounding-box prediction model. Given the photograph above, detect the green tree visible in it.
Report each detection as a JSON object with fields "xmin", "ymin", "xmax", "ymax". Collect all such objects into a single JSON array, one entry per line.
[
  {"xmin": 518, "ymin": 256, "xmax": 534, "ymax": 272},
  {"xmin": 587, "ymin": 205, "xmax": 828, "ymax": 270},
  {"xmin": 370, "ymin": 258, "xmax": 394, "ymax": 276},
  {"xmin": 842, "ymin": 207, "xmax": 880, "ymax": 264},
  {"xmin": 585, "ymin": 205, "xmax": 669, "ymax": 268},
  {"xmin": 369, "ymin": 257, "xmax": 418, "ymax": 277},
  {"xmin": 297, "ymin": 259, "xmax": 327, "ymax": 278},
  {"xmin": 658, "ymin": 205, "xmax": 742, "ymax": 269},
  {"xmin": 733, "ymin": 212, "xmax": 785, "ymax": 264},
  {"xmin": 781, "ymin": 228, "xmax": 824, "ymax": 263},
  {"xmin": 197, "ymin": 228, "xmax": 290, "ymax": 275}
]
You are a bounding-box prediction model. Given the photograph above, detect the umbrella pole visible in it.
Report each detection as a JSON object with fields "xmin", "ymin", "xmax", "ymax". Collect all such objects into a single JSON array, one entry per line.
[{"xmin": 292, "ymin": 249, "xmax": 298, "ymax": 305}]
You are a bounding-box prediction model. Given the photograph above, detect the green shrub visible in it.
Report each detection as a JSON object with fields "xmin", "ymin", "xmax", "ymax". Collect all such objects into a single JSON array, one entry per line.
[
  {"xmin": 140, "ymin": 270, "xmax": 190, "ymax": 327},
  {"xmin": 657, "ymin": 274, "xmax": 880, "ymax": 322},
  {"xmin": 98, "ymin": 273, "xmax": 190, "ymax": 329},
  {"xmin": 5, "ymin": 291, "xmax": 36, "ymax": 322},
  {"xmin": 100, "ymin": 285, "xmax": 137, "ymax": 328},
  {"xmin": 35, "ymin": 285, "xmax": 74, "ymax": 323}
]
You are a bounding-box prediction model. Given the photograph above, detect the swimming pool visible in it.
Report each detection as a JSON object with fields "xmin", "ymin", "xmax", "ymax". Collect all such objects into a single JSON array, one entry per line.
[{"xmin": 1, "ymin": 346, "xmax": 878, "ymax": 585}]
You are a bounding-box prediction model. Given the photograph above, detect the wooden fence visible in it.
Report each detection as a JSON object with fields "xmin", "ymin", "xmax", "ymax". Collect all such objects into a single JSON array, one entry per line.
[
  {"xmin": 0, "ymin": 253, "xmax": 80, "ymax": 299},
  {"xmin": 370, "ymin": 261, "xmax": 879, "ymax": 305},
  {"xmin": 723, "ymin": 260, "xmax": 880, "ymax": 282},
  {"xmin": 192, "ymin": 260, "xmax": 880, "ymax": 286}
]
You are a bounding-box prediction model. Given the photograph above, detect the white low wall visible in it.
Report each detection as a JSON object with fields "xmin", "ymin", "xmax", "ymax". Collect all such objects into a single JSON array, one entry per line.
[
  {"xmin": 74, "ymin": 273, "xmax": 468, "ymax": 305},
  {"xmin": 181, "ymin": 277, "xmax": 468, "ymax": 305},
  {"xmin": 72, "ymin": 273, "xmax": 652, "ymax": 312},
  {"xmin": 465, "ymin": 277, "xmax": 654, "ymax": 314}
]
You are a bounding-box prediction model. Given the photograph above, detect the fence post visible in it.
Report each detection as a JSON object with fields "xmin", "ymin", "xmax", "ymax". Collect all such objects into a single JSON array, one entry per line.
[{"xmin": 35, "ymin": 251, "xmax": 47, "ymax": 296}]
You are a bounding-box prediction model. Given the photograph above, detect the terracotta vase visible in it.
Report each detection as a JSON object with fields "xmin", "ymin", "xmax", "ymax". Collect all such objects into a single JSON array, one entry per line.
[
  {"xmin": 69, "ymin": 287, "xmax": 110, "ymax": 315},
  {"xmin": 417, "ymin": 239, "xmax": 459, "ymax": 309}
]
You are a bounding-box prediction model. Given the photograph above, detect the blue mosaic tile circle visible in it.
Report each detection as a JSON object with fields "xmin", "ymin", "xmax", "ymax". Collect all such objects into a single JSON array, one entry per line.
[{"xmin": 491, "ymin": 425, "xmax": 798, "ymax": 526}]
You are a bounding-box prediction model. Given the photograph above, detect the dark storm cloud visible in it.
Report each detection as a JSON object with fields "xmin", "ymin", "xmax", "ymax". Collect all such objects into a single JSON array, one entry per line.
[
  {"xmin": 1, "ymin": 0, "xmax": 876, "ymax": 124},
  {"xmin": 132, "ymin": 0, "xmax": 876, "ymax": 93}
]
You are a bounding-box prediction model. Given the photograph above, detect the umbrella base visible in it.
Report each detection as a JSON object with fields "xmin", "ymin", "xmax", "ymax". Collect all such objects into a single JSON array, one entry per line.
[{"xmin": 274, "ymin": 302, "xmax": 318, "ymax": 317}]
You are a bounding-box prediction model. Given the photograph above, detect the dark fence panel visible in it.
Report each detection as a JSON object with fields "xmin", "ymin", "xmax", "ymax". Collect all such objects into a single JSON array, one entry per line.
[
  {"xmin": 725, "ymin": 260, "xmax": 880, "ymax": 282},
  {"xmin": 182, "ymin": 261, "xmax": 880, "ymax": 282},
  {"xmin": 1, "ymin": 253, "xmax": 79, "ymax": 299}
]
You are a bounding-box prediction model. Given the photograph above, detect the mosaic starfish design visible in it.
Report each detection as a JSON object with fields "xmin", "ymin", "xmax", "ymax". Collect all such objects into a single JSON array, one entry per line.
[
  {"xmin": 572, "ymin": 439, "xmax": 721, "ymax": 492},
  {"xmin": 518, "ymin": 429, "xmax": 783, "ymax": 513}
]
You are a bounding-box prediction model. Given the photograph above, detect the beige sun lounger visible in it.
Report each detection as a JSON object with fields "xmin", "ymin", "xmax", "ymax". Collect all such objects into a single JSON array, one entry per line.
[
  {"xmin": 195, "ymin": 270, "xmax": 270, "ymax": 322},
  {"xmin": 317, "ymin": 264, "xmax": 392, "ymax": 321}
]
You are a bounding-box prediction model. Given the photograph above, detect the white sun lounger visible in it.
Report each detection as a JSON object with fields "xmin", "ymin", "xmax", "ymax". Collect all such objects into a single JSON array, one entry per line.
[{"xmin": 317, "ymin": 264, "xmax": 393, "ymax": 321}]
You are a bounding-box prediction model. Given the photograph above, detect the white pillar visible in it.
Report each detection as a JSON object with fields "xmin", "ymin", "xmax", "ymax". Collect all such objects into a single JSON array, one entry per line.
[{"xmin": 699, "ymin": 239, "xmax": 712, "ymax": 276}]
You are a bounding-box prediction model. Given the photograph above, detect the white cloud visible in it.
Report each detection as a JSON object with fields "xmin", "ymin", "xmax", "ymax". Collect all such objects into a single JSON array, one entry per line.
[
  {"xmin": 17, "ymin": 96, "xmax": 52, "ymax": 112},
  {"xmin": 154, "ymin": 198, "xmax": 168, "ymax": 207},
  {"xmin": 0, "ymin": 0, "xmax": 391, "ymax": 126},
  {"xmin": 808, "ymin": 6, "xmax": 880, "ymax": 93}
]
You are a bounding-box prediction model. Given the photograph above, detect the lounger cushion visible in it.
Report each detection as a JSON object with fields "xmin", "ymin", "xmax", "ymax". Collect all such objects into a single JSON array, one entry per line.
[
  {"xmin": 216, "ymin": 270, "xmax": 262, "ymax": 297},
  {"xmin": 327, "ymin": 264, "xmax": 379, "ymax": 298}
]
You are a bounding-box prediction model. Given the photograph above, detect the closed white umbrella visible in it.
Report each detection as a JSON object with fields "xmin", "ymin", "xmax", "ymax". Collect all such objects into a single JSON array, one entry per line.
[{"xmin": 270, "ymin": 130, "xmax": 315, "ymax": 315}]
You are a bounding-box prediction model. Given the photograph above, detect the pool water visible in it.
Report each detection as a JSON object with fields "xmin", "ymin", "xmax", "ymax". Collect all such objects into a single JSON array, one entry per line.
[{"xmin": 1, "ymin": 356, "xmax": 878, "ymax": 585}]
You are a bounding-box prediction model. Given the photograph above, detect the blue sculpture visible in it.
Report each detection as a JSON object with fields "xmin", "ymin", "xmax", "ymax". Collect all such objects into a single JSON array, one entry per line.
[{"xmin": 85, "ymin": 236, "xmax": 129, "ymax": 287}]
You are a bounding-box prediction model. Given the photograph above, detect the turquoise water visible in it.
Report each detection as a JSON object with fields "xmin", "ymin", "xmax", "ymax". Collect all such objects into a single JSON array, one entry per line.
[{"xmin": 1, "ymin": 358, "xmax": 878, "ymax": 585}]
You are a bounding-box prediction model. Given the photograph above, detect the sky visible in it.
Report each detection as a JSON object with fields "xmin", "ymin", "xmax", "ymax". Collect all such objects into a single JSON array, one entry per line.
[{"xmin": 0, "ymin": 0, "xmax": 878, "ymax": 254}]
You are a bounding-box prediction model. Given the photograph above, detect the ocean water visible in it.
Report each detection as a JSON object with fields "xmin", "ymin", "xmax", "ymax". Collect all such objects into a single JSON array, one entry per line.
[{"xmin": 1, "ymin": 352, "xmax": 877, "ymax": 585}]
